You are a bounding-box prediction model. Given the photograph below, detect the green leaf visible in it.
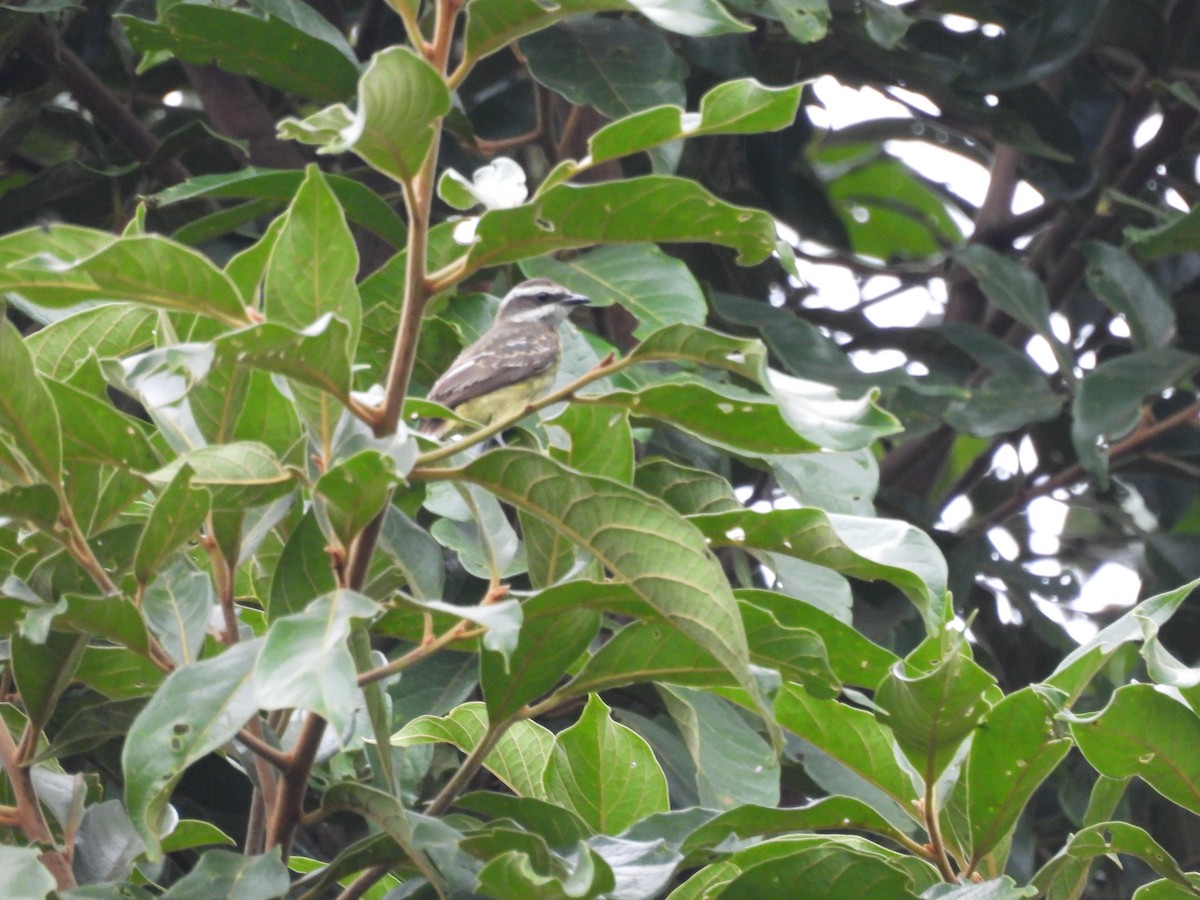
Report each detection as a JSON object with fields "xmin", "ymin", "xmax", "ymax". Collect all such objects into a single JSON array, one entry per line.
[
  {"xmin": 391, "ymin": 594, "xmax": 523, "ymax": 662},
  {"xmin": 774, "ymin": 682, "xmax": 918, "ymax": 814},
  {"xmin": 765, "ymin": 369, "xmax": 902, "ymax": 452},
  {"xmin": 583, "ymin": 381, "xmax": 821, "ymax": 455},
  {"xmin": 955, "ymin": 245, "xmax": 1073, "ymax": 377},
  {"xmin": 392, "ymin": 702, "xmax": 556, "ymax": 799},
  {"xmin": 77, "ymin": 645, "xmax": 166, "ymax": 699},
  {"xmin": 46, "ymin": 380, "xmax": 159, "ymax": 473},
  {"xmin": 1047, "ymin": 577, "xmax": 1200, "ymax": 700},
  {"xmin": 692, "ymin": 508, "xmax": 948, "ymax": 631},
  {"xmin": 482, "ymin": 590, "xmax": 601, "ymax": 723},
  {"xmin": 737, "ymin": 589, "xmax": 898, "ymax": 687},
  {"xmin": 315, "ymin": 451, "xmax": 398, "ymax": 548},
  {"xmin": 32, "ymin": 696, "xmax": 146, "ymax": 763},
  {"xmin": 588, "ymin": 79, "xmax": 801, "ymax": 167},
  {"xmin": 522, "ymin": 19, "xmax": 685, "ymax": 130},
  {"xmin": 458, "ymin": 450, "xmax": 766, "ymax": 727},
  {"xmin": 755, "ymin": 0, "xmax": 831, "ymax": 43},
  {"xmin": 320, "ymin": 783, "xmax": 456, "ymax": 890},
  {"xmin": 143, "ymin": 562, "xmax": 214, "ymax": 667},
  {"xmin": 0, "ymin": 846, "xmax": 56, "ymax": 899},
  {"xmin": 119, "ymin": 5, "xmax": 359, "ymax": 102},
  {"xmin": 56, "ymin": 594, "xmax": 149, "ymax": 655},
  {"xmin": 876, "ymin": 635, "xmax": 997, "ymax": 782},
  {"xmin": 11, "ymin": 630, "xmax": 88, "ymax": 738},
  {"xmin": 635, "ymin": 458, "xmax": 740, "ymax": 515},
  {"xmin": 1033, "ymin": 822, "xmax": 1197, "ymax": 898},
  {"xmin": 254, "ymin": 590, "xmax": 378, "ymax": 738},
  {"xmin": 464, "ymin": 177, "xmax": 778, "ymax": 271},
  {"xmin": 476, "ymin": 838, "xmax": 615, "ymax": 900},
  {"xmin": 0, "ymin": 224, "xmax": 116, "ymax": 312},
  {"xmin": 463, "ymin": 0, "xmax": 750, "ymax": 67},
  {"xmin": 546, "ymin": 402, "xmax": 635, "ymax": 483},
  {"xmin": 829, "ymin": 158, "xmax": 963, "ymax": 260},
  {"xmin": 1082, "ymin": 243, "xmax": 1176, "ymax": 351},
  {"xmin": 133, "ymin": 465, "xmax": 209, "ymax": 586},
  {"xmin": 268, "ymin": 509, "xmax": 336, "ymax": 620},
  {"xmin": 522, "ymin": 244, "xmax": 706, "ymax": 338},
  {"xmin": 1125, "ymin": 203, "xmax": 1200, "ymax": 260},
  {"xmin": 159, "ymin": 819, "xmax": 237, "ymax": 853},
  {"xmin": 212, "ymin": 316, "xmax": 354, "ymax": 405},
  {"xmin": 624, "ymin": 323, "xmax": 767, "ymax": 382},
  {"xmin": 151, "ymin": 169, "xmax": 407, "ymax": 249},
  {"xmin": 716, "ymin": 835, "xmax": 923, "ymax": 899},
  {"xmin": 263, "ymin": 165, "xmax": 361, "ymax": 348},
  {"xmin": 660, "ymin": 685, "xmax": 779, "ymax": 809},
  {"xmin": 123, "ymin": 639, "xmax": 261, "ymax": 858},
  {"xmin": 1070, "ymin": 349, "xmax": 1200, "ymax": 480},
  {"xmin": 1068, "ymin": 684, "xmax": 1200, "ymax": 815},
  {"xmin": 962, "ymin": 685, "xmax": 1071, "ymax": 865},
  {"xmin": 682, "ymin": 797, "xmax": 914, "ymax": 855},
  {"xmin": 278, "ymin": 47, "xmax": 451, "ymax": 186},
  {"xmin": 0, "ymin": 318, "xmax": 63, "ymax": 483},
  {"xmin": 543, "ymin": 694, "xmax": 669, "ymax": 833},
  {"xmin": 26, "ymin": 304, "xmax": 156, "ymax": 380},
  {"xmin": 0, "ymin": 483, "xmax": 61, "ymax": 531},
  {"xmin": 158, "ymin": 848, "xmax": 290, "ymax": 900},
  {"xmin": 944, "ymin": 372, "xmax": 1063, "ymax": 438},
  {"xmin": 147, "ymin": 442, "xmax": 294, "ymax": 509},
  {"xmin": 10, "ymin": 235, "xmax": 251, "ymax": 327}
]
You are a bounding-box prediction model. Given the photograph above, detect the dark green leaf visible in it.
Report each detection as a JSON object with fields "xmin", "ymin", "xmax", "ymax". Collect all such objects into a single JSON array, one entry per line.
[
  {"xmin": 11, "ymin": 630, "xmax": 88, "ymax": 736},
  {"xmin": 0, "ymin": 318, "xmax": 63, "ymax": 483},
  {"xmin": 158, "ymin": 848, "xmax": 290, "ymax": 900},
  {"xmin": 482, "ymin": 589, "xmax": 601, "ymax": 722},
  {"xmin": 876, "ymin": 636, "xmax": 997, "ymax": 782},
  {"xmin": 150, "ymin": 168, "xmax": 407, "ymax": 249},
  {"xmin": 119, "ymin": 5, "xmax": 359, "ymax": 102},
  {"xmin": 133, "ymin": 465, "xmax": 209, "ymax": 586},
  {"xmin": 1082, "ymin": 242, "xmax": 1176, "ymax": 351},
  {"xmin": 315, "ymin": 451, "xmax": 397, "ymax": 548}
]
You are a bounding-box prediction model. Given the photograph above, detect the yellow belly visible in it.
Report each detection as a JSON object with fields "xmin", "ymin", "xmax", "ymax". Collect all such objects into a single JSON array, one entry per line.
[{"xmin": 452, "ymin": 369, "xmax": 556, "ymax": 429}]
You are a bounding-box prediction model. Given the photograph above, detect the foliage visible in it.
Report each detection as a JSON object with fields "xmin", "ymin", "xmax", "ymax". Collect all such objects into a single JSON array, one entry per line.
[{"xmin": 3, "ymin": 1, "xmax": 1200, "ymax": 898}]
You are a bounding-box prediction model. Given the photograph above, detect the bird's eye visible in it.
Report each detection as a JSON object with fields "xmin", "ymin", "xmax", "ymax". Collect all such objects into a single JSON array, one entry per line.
[{"xmin": 537, "ymin": 292, "xmax": 551, "ymax": 301}]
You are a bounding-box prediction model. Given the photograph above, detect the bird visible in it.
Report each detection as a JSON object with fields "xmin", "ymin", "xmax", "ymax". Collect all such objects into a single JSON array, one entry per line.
[{"xmin": 421, "ymin": 278, "xmax": 591, "ymax": 436}]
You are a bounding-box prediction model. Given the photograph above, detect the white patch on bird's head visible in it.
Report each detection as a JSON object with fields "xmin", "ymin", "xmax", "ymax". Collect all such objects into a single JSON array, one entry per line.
[{"xmin": 496, "ymin": 278, "xmax": 590, "ymax": 325}]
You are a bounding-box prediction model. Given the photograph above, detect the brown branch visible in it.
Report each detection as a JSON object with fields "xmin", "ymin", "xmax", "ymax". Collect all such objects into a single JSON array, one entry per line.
[
  {"xmin": 19, "ymin": 24, "xmax": 190, "ymax": 186},
  {"xmin": 182, "ymin": 64, "xmax": 307, "ymax": 170},
  {"xmin": 336, "ymin": 863, "xmax": 391, "ymax": 900},
  {"xmin": 0, "ymin": 712, "xmax": 75, "ymax": 890},
  {"xmin": 965, "ymin": 398, "xmax": 1200, "ymax": 536},
  {"xmin": 264, "ymin": 712, "xmax": 328, "ymax": 859}
]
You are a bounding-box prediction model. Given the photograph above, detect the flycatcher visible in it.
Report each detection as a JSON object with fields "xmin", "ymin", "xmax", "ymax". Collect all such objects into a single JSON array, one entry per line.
[{"xmin": 422, "ymin": 278, "xmax": 591, "ymax": 435}]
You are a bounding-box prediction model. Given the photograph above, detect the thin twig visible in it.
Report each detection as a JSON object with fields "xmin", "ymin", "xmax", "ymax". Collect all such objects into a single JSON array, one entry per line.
[{"xmin": 965, "ymin": 398, "xmax": 1200, "ymax": 536}]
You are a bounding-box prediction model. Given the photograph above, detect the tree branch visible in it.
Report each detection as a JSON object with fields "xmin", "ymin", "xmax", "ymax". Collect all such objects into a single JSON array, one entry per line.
[{"xmin": 20, "ymin": 23, "xmax": 190, "ymax": 186}]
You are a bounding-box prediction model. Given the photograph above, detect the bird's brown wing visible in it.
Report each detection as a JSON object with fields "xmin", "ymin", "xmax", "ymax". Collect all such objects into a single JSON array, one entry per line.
[{"xmin": 426, "ymin": 322, "xmax": 559, "ymax": 410}]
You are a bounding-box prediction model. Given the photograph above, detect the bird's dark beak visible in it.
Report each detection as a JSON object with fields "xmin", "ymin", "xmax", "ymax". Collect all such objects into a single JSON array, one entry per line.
[{"xmin": 565, "ymin": 293, "xmax": 590, "ymax": 307}]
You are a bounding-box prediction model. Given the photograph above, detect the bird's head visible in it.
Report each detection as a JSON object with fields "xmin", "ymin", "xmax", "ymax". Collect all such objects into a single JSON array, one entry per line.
[{"xmin": 495, "ymin": 278, "xmax": 590, "ymax": 326}]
